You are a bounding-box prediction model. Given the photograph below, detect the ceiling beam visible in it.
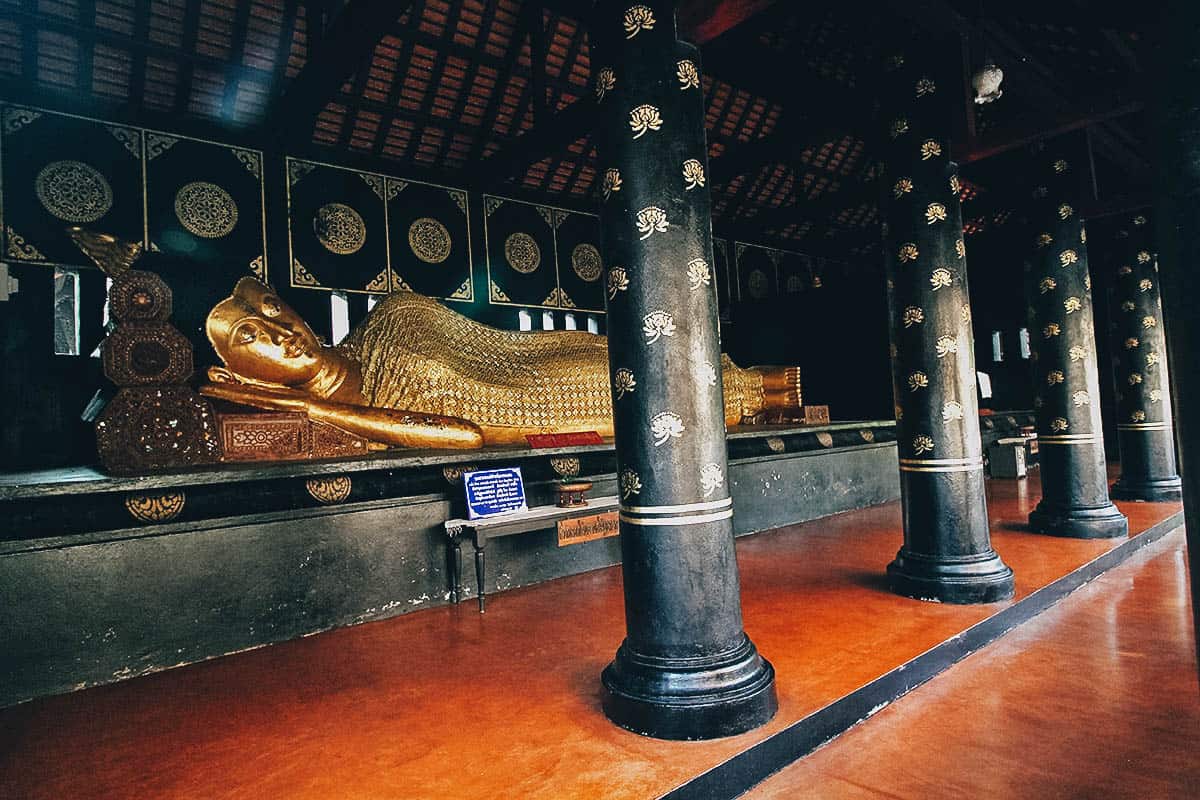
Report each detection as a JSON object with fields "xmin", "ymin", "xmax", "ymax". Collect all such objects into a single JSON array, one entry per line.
[
  {"xmin": 266, "ymin": 0, "xmax": 415, "ymax": 143},
  {"xmin": 955, "ymin": 99, "xmax": 1144, "ymax": 164}
]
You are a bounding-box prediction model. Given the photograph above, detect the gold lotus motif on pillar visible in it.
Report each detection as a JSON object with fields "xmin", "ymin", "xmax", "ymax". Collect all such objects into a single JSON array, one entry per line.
[
  {"xmin": 1064, "ymin": 296, "xmax": 1081, "ymax": 314},
  {"xmin": 1147, "ymin": 352, "xmax": 1161, "ymax": 367},
  {"xmin": 1131, "ymin": 410, "xmax": 1147, "ymax": 422},
  {"xmin": 504, "ymin": 231, "xmax": 541, "ymax": 273},
  {"xmin": 1124, "ymin": 337, "xmax": 1140, "ymax": 349},
  {"xmin": 1072, "ymin": 391, "xmax": 1091, "ymax": 406},
  {"xmin": 635, "ymin": 206, "xmax": 669, "ymax": 239},
  {"xmin": 908, "ymin": 371, "xmax": 929, "ymax": 391},
  {"xmin": 677, "ymin": 59, "xmax": 700, "ymax": 90},
  {"xmin": 175, "ymin": 181, "xmax": 238, "ymax": 238},
  {"xmin": 930, "ymin": 268, "xmax": 953, "ymax": 290},
  {"xmin": 898, "ymin": 243, "xmax": 919, "ymax": 263},
  {"xmin": 902, "ymin": 306, "xmax": 924, "ymax": 327},
  {"xmin": 890, "ymin": 118, "xmax": 909, "ymax": 139},
  {"xmin": 893, "ymin": 178, "xmax": 913, "ymax": 198},
  {"xmin": 1036, "ymin": 233, "xmax": 1053, "ymax": 248},
  {"xmin": 1058, "ymin": 204, "xmax": 1074, "ymax": 220},
  {"xmin": 687, "ymin": 258, "xmax": 711, "ymax": 290},
  {"xmin": 650, "ymin": 412, "xmax": 685, "ymax": 446},
  {"xmin": 408, "ymin": 217, "xmax": 452, "ymax": 264},
  {"xmin": 1150, "ymin": 389, "xmax": 1163, "ymax": 403},
  {"xmin": 602, "ymin": 168, "xmax": 622, "ymax": 201},
  {"xmin": 1069, "ymin": 345, "xmax": 1086, "ymax": 362},
  {"xmin": 913, "ymin": 435, "xmax": 935, "ymax": 455},
  {"xmin": 629, "ymin": 104, "xmax": 663, "ymax": 139},
  {"xmin": 1137, "ymin": 251, "xmax": 1152, "ymax": 264},
  {"xmin": 1047, "ymin": 371, "xmax": 1065, "ymax": 385},
  {"xmin": 935, "ymin": 335, "xmax": 958, "ymax": 358},
  {"xmin": 916, "ymin": 77, "xmax": 936, "ymax": 97},
  {"xmin": 314, "ymin": 203, "xmax": 366, "ymax": 255},
  {"xmin": 920, "ymin": 140, "xmax": 942, "ymax": 160},
  {"xmin": 1039, "ymin": 278, "xmax": 1057, "ymax": 294},
  {"xmin": 1142, "ymin": 316, "xmax": 1157, "ymax": 329},
  {"xmin": 1129, "ymin": 372, "xmax": 1143, "ymax": 385},
  {"xmin": 613, "ymin": 368, "xmax": 636, "ymax": 399},
  {"xmin": 623, "ymin": 5, "xmax": 655, "ymax": 38},
  {"xmin": 1051, "ymin": 418, "xmax": 1069, "ymax": 432},
  {"xmin": 608, "ymin": 266, "xmax": 630, "ymax": 299},
  {"xmin": 1044, "ymin": 323, "xmax": 1061, "ymax": 338},
  {"xmin": 682, "ymin": 159, "xmax": 706, "ymax": 190},
  {"xmin": 1139, "ymin": 278, "xmax": 1153, "ymax": 292},
  {"xmin": 620, "ymin": 468, "xmax": 642, "ymax": 499},
  {"xmin": 1053, "ymin": 159, "xmax": 1069, "ymax": 173},
  {"xmin": 1121, "ymin": 300, "xmax": 1136, "ymax": 312},
  {"xmin": 595, "ymin": 67, "xmax": 616, "ymax": 101},
  {"xmin": 642, "ymin": 310, "xmax": 676, "ymax": 343},
  {"xmin": 942, "ymin": 401, "xmax": 964, "ymax": 421},
  {"xmin": 925, "ymin": 203, "xmax": 947, "ymax": 224},
  {"xmin": 955, "ymin": 239, "xmax": 966, "ymax": 259},
  {"xmin": 36, "ymin": 160, "xmax": 113, "ymax": 223},
  {"xmin": 1059, "ymin": 249, "xmax": 1078, "ymax": 267},
  {"xmin": 700, "ymin": 463, "xmax": 724, "ymax": 497}
]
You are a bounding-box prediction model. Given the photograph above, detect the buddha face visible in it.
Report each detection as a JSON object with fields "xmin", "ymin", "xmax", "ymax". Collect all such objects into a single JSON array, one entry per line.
[{"xmin": 206, "ymin": 278, "xmax": 324, "ymax": 386}]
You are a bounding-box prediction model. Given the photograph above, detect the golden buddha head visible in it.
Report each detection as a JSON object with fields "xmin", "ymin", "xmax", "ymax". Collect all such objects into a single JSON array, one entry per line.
[{"xmin": 206, "ymin": 277, "xmax": 324, "ymax": 387}]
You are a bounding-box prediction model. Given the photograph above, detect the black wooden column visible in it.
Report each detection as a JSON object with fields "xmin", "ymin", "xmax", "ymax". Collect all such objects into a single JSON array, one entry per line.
[
  {"xmin": 1024, "ymin": 147, "xmax": 1128, "ymax": 538},
  {"xmin": 1108, "ymin": 214, "xmax": 1182, "ymax": 501},
  {"xmin": 590, "ymin": 1, "xmax": 777, "ymax": 740},
  {"xmin": 878, "ymin": 52, "xmax": 1013, "ymax": 603}
]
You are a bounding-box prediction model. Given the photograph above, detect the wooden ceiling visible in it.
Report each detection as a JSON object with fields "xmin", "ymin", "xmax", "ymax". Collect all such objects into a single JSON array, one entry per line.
[{"xmin": 0, "ymin": 0, "xmax": 1153, "ymax": 260}]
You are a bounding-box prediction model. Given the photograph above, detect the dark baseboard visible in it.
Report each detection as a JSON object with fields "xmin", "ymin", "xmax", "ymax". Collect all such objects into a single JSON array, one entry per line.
[{"xmin": 660, "ymin": 511, "xmax": 1185, "ymax": 800}]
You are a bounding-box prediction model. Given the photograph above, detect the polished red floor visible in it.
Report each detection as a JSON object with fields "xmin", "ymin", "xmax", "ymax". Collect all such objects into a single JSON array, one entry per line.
[
  {"xmin": 747, "ymin": 528, "xmax": 1200, "ymax": 799},
  {"xmin": 0, "ymin": 471, "xmax": 1184, "ymax": 800}
]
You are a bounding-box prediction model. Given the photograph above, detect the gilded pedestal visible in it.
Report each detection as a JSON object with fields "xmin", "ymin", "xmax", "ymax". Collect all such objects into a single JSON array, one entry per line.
[
  {"xmin": 879, "ymin": 51, "xmax": 1013, "ymax": 603},
  {"xmin": 1025, "ymin": 148, "xmax": 1127, "ymax": 538},
  {"xmin": 1108, "ymin": 214, "xmax": 1181, "ymax": 501},
  {"xmin": 592, "ymin": 0, "xmax": 776, "ymax": 739}
]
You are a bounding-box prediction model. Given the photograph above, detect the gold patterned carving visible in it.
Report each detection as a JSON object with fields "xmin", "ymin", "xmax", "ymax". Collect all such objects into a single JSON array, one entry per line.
[
  {"xmin": 249, "ymin": 255, "xmax": 265, "ymax": 280},
  {"xmin": 484, "ymin": 196, "xmax": 505, "ymax": 216},
  {"xmin": 595, "ymin": 67, "xmax": 616, "ymax": 101},
  {"xmin": 175, "ymin": 181, "xmax": 238, "ymax": 238},
  {"xmin": 635, "ymin": 206, "xmax": 668, "ymax": 239},
  {"xmin": 682, "ymin": 159, "xmax": 706, "ymax": 190},
  {"xmin": 408, "ymin": 217, "xmax": 452, "ymax": 264},
  {"xmin": 623, "ymin": 5, "xmax": 656, "ymax": 38},
  {"xmin": 490, "ymin": 280, "xmax": 512, "ymax": 302},
  {"xmin": 504, "ymin": 231, "xmax": 541, "ymax": 273},
  {"xmin": 2, "ymin": 107, "xmax": 41, "ymax": 134},
  {"xmin": 385, "ymin": 179, "xmax": 408, "ymax": 200},
  {"xmin": 107, "ymin": 126, "xmax": 141, "ymax": 158},
  {"xmin": 442, "ymin": 464, "xmax": 479, "ymax": 484},
  {"xmin": 550, "ymin": 457, "xmax": 581, "ymax": 479},
  {"xmin": 144, "ymin": 133, "xmax": 179, "ymax": 159},
  {"xmin": 449, "ymin": 278, "xmax": 472, "ymax": 300},
  {"xmin": 124, "ymin": 492, "xmax": 186, "ymax": 523},
  {"xmin": 629, "ymin": 104, "xmax": 663, "ymax": 139},
  {"xmin": 314, "ymin": 203, "xmax": 367, "ymax": 255},
  {"xmin": 449, "ymin": 190, "xmax": 468, "ymax": 214},
  {"xmin": 288, "ymin": 159, "xmax": 317, "ymax": 184},
  {"xmin": 293, "ymin": 259, "xmax": 321, "ymax": 287},
  {"xmin": 536, "ymin": 206, "xmax": 556, "ymax": 227},
  {"xmin": 6, "ymin": 227, "xmax": 44, "ymax": 260},
  {"xmin": 677, "ymin": 59, "xmax": 700, "ymax": 90},
  {"xmin": 767, "ymin": 436, "xmax": 785, "ymax": 453},
  {"xmin": 225, "ymin": 149, "xmax": 259, "ymax": 179},
  {"xmin": 747, "ymin": 269, "xmax": 769, "ymax": 299},
  {"xmin": 35, "ymin": 160, "xmax": 113, "ymax": 223},
  {"xmin": 359, "ymin": 174, "xmax": 386, "ymax": 200},
  {"xmin": 306, "ymin": 476, "xmax": 352, "ymax": 504},
  {"xmin": 861, "ymin": 429, "xmax": 876, "ymax": 443},
  {"xmin": 816, "ymin": 432, "xmax": 834, "ymax": 448},
  {"xmin": 547, "ymin": 287, "xmax": 576, "ymax": 308},
  {"xmin": 572, "ymin": 243, "xmax": 602, "ymax": 282},
  {"xmin": 366, "ymin": 269, "xmax": 391, "ymax": 293}
]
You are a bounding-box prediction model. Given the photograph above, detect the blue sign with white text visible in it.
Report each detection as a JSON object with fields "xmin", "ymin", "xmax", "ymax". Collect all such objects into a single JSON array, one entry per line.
[{"xmin": 463, "ymin": 467, "xmax": 528, "ymax": 520}]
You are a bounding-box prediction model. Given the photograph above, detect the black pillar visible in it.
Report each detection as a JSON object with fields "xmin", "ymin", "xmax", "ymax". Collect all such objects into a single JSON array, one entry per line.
[
  {"xmin": 591, "ymin": 1, "xmax": 777, "ymax": 740},
  {"xmin": 878, "ymin": 51, "xmax": 1014, "ymax": 603},
  {"xmin": 1154, "ymin": 2, "xmax": 1200, "ymax": 671},
  {"xmin": 1108, "ymin": 214, "xmax": 1182, "ymax": 501},
  {"xmin": 1024, "ymin": 146, "xmax": 1128, "ymax": 538}
]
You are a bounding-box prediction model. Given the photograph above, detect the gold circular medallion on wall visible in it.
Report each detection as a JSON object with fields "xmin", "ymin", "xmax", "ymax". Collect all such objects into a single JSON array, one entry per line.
[
  {"xmin": 35, "ymin": 160, "xmax": 114, "ymax": 223},
  {"xmin": 174, "ymin": 181, "xmax": 238, "ymax": 238},
  {"xmin": 124, "ymin": 492, "xmax": 186, "ymax": 524},
  {"xmin": 816, "ymin": 432, "xmax": 834, "ymax": 448},
  {"xmin": 313, "ymin": 203, "xmax": 367, "ymax": 255},
  {"xmin": 504, "ymin": 231, "xmax": 541, "ymax": 274},
  {"xmin": 550, "ymin": 456, "xmax": 582, "ymax": 479},
  {"xmin": 747, "ymin": 269, "xmax": 769, "ymax": 299},
  {"xmin": 766, "ymin": 436, "xmax": 785, "ymax": 453},
  {"xmin": 408, "ymin": 216, "xmax": 452, "ymax": 264},
  {"xmin": 571, "ymin": 243, "xmax": 602, "ymax": 282},
  {"xmin": 306, "ymin": 476, "xmax": 353, "ymax": 504}
]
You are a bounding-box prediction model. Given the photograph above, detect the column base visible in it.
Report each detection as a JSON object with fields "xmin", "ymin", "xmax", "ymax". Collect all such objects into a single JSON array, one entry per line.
[
  {"xmin": 1029, "ymin": 501, "xmax": 1129, "ymax": 539},
  {"xmin": 601, "ymin": 634, "xmax": 778, "ymax": 741},
  {"xmin": 1111, "ymin": 475, "xmax": 1183, "ymax": 502},
  {"xmin": 886, "ymin": 548, "xmax": 1015, "ymax": 604}
]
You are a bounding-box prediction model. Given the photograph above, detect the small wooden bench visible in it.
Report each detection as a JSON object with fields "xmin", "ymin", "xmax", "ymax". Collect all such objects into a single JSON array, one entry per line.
[{"xmin": 444, "ymin": 495, "xmax": 619, "ymax": 612}]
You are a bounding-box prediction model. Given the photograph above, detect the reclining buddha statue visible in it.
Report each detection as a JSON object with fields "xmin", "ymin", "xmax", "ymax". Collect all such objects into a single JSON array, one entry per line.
[{"xmin": 202, "ymin": 277, "xmax": 801, "ymax": 450}]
